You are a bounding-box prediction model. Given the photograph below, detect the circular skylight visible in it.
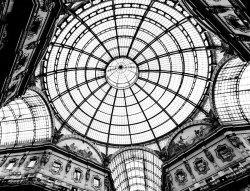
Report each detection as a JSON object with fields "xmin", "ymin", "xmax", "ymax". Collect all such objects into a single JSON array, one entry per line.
[
  {"xmin": 43, "ymin": 0, "xmax": 212, "ymax": 146},
  {"xmin": 106, "ymin": 58, "xmax": 138, "ymax": 89}
]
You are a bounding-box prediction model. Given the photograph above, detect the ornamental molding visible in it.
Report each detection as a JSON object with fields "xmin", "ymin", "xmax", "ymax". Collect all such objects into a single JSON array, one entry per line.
[
  {"xmin": 91, "ymin": 175, "xmax": 102, "ymax": 190},
  {"xmin": 49, "ymin": 159, "xmax": 63, "ymax": 175},
  {"xmin": 193, "ymin": 157, "xmax": 210, "ymax": 175}
]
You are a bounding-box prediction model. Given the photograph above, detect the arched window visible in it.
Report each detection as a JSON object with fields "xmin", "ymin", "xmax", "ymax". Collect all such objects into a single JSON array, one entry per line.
[
  {"xmin": 213, "ymin": 58, "xmax": 250, "ymax": 124},
  {"xmin": 109, "ymin": 147, "xmax": 162, "ymax": 191},
  {"xmin": 0, "ymin": 89, "xmax": 52, "ymax": 145}
]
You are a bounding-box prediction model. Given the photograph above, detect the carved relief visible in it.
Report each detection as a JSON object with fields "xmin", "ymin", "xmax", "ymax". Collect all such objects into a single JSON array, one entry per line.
[
  {"xmin": 9, "ymin": 171, "xmax": 22, "ymax": 177},
  {"xmin": 63, "ymin": 143, "xmax": 99, "ymax": 163},
  {"xmin": 49, "ymin": 159, "xmax": 63, "ymax": 175},
  {"xmin": 40, "ymin": 0, "xmax": 54, "ymax": 12},
  {"xmin": 226, "ymin": 134, "xmax": 248, "ymax": 155},
  {"xmin": 227, "ymin": 134, "xmax": 244, "ymax": 148},
  {"xmin": 15, "ymin": 51, "xmax": 29, "ymax": 71},
  {"xmin": 183, "ymin": 161, "xmax": 195, "ymax": 180},
  {"xmin": 0, "ymin": 155, "xmax": 8, "ymax": 167},
  {"xmin": 209, "ymin": 6, "xmax": 230, "ymax": 14},
  {"xmin": 7, "ymin": 82, "xmax": 18, "ymax": 96},
  {"xmin": 65, "ymin": 160, "xmax": 72, "ymax": 174},
  {"xmin": 165, "ymin": 172, "xmax": 173, "ymax": 191},
  {"xmin": 0, "ymin": 24, "xmax": 8, "ymax": 50},
  {"xmin": 193, "ymin": 157, "xmax": 210, "ymax": 175},
  {"xmin": 102, "ymin": 154, "xmax": 111, "ymax": 167},
  {"xmin": 168, "ymin": 124, "xmax": 213, "ymax": 157},
  {"xmin": 26, "ymin": 40, "xmax": 39, "ymax": 50},
  {"xmin": 224, "ymin": 14, "xmax": 250, "ymax": 33},
  {"xmin": 244, "ymin": 136, "xmax": 250, "ymax": 146},
  {"xmin": 27, "ymin": 15, "xmax": 43, "ymax": 40},
  {"xmin": 104, "ymin": 176, "xmax": 109, "ymax": 188},
  {"xmin": 204, "ymin": 148, "xmax": 218, "ymax": 168},
  {"xmin": 203, "ymin": 110, "xmax": 220, "ymax": 128},
  {"xmin": 174, "ymin": 169, "xmax": 187, "ymax": 185},
  {"xmin": 215, "ymin": 144, "xmax": 235, "ymax": 162},
  {"xmin": 57, "ymin": 138, "xmax": 103, "ymax": 165},
  {"xmin": 40, "ymin": 150, "xmax": 51, "ymax": 166},
  {"xmin": 86, "ymin": 168, "xmax": 90, "ymax": 181},
  {"xmin": 52, "ymin": 129, "xmax": 63, "ymax": 144},
  {"xmin": 18, "ymin": 152, "xmax": 28, "ymax": 167}
]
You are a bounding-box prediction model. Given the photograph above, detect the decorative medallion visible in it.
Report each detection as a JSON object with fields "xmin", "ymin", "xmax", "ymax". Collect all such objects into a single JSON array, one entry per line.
[
  {"xmin": 215, "ymin": 144, "xmax": 235, "ymax": 162},
  {"xmin": 49, "ymin": 159, "xmax": 63, "ymax": 175},
  {"xmin": 193, "ymin": 157, "xmax": 210, "ymax": 175},
  {"xmin": 174, "ymin": 169, "xmax": 187, "ymax": 185}
]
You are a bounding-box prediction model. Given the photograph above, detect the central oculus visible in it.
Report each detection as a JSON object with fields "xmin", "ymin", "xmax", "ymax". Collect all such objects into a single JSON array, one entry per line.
[{"xmin": 106, "ymin": 58, "xmax": 138, "ymax": 89}]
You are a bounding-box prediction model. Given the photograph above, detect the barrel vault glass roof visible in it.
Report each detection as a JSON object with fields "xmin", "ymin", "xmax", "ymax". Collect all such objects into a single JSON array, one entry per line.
[{"xmin": 43, "ymin": 0, "xmax": 212, "ymax": 147}]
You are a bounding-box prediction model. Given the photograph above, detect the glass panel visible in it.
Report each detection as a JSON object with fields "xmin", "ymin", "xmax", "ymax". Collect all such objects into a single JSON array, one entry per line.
[
  {"xmin": 74, "ymin": 170, "xmax": 81, "ymax": 181},
  {"xmin": 94, "ymin": 177, "xmax": 100, "ymax": 187},
  {"xmin": 27, "ymin": 160, "xmax": 37, "ymax": 168},
  {"xmin": 6, "ymin": 162, "xmax": 15, "ymax": 170}
]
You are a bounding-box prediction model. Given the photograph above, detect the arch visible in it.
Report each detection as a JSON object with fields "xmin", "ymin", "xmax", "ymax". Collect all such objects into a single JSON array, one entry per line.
[
  {"xmin": 56, "ymin": 134, "xmax": 104, "ymax": 165},
  {"xmin": 166, "ymin": 121, "xmax": 213, "ymax": 158},
  {"xmin": 0, "ymin": 89, "xmax": 53, "ymax": 146},
  {"xmin": 109, "ymin": 146, "xmax": 162, "ymax": 191},
  {"xmin": 211, "ymin": 57, "xmax": 250, "ymax": 124}
]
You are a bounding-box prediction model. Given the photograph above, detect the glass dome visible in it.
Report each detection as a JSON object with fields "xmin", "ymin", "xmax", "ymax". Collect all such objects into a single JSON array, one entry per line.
[{"xmin": 43, "ymin": 0, "xmax": 212, "ymax": 146}]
